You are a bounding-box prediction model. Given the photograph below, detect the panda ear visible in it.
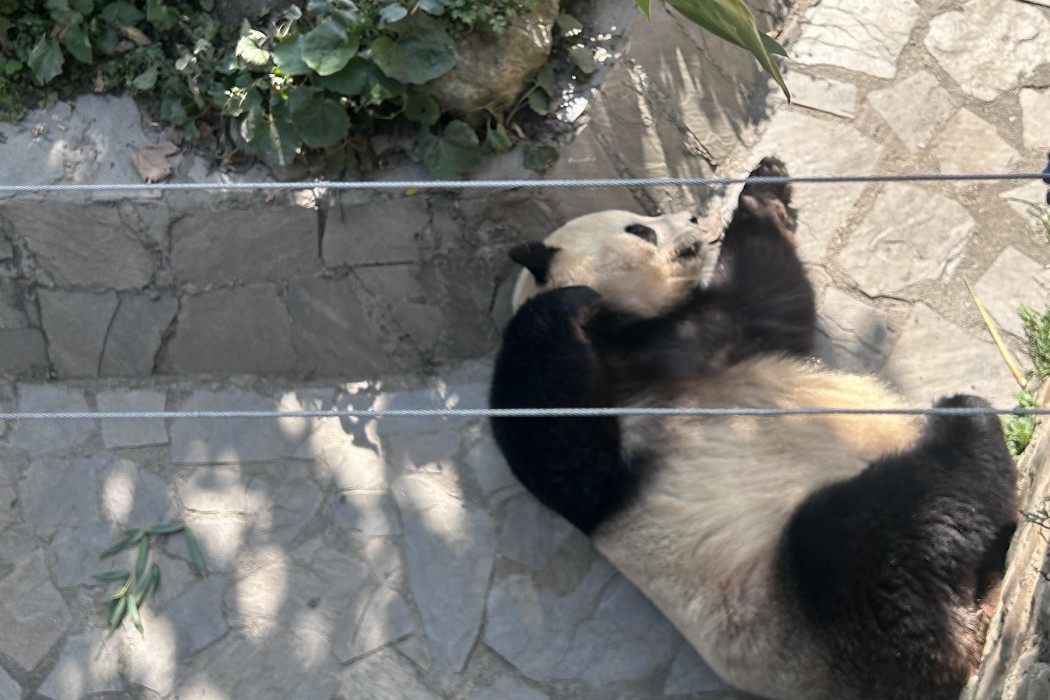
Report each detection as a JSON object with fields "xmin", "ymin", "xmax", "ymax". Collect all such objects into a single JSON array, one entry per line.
[{"xmin": 509, "ymin": 242, "xmax": 559, "ymax": 284}]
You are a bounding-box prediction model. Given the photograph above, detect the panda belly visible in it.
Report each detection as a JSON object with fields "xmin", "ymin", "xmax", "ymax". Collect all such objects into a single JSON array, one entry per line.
[{"xmin": 592, "ymin": 356, "xmax": 923, "ymax": 699}]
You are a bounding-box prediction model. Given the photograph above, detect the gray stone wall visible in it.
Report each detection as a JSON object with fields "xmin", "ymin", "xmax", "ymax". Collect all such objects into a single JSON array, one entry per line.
[
  {"xmin": 968, "ymin": 382, "xmax": 1050, "ymax": 700},
  {"xmin": 0, "ymin": 0, "xmax": 787, "ymax": 380}
]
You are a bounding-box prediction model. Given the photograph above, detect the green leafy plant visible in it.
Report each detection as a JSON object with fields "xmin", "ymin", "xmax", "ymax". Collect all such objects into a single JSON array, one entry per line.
[
  {"xmin": 2, "ymin": 0, "xmax": 794, "ymax": 176},
  {"xmin": 1019, "ymin": 304, "xmax": 1050, "ymax": 379},
  {"xmin": 95, "ymin": 521, "xmax": 206, "ymax": 642},
  {"xmin": 1024, "ymin": 500, "xmax": 1050, "ymax": 528},
  {"xmin": 634, "ymin": 0, "xmax": 789, "ymax": 101},
  {"xmin": 1003, "ymin": 389, "xmax": 1038, "ymax": 460}
]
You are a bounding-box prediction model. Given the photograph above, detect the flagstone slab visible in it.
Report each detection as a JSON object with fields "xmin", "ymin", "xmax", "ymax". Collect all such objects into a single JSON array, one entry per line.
[
  {"xmin": 838, "ymin": 183, "xmax": 974, "ymax": 296},
  {"xmin": 792, "ymin": 0, "xmax": 919, "ymax": 79},
  {"xmin": 867, "ymin": 72, "xmax": 957, "ymax": 152},
  {"xmin": 926, "ymin": 0, "xmax": 1050, "ymax": 101}
]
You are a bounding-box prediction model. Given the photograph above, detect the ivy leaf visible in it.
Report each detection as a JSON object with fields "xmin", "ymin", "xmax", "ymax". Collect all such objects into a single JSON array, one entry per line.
[
  {"xmin": 483, "ymin": 121, "xmax": 512, "ymax": 154},
  {"xmin": 523, "ymin": 139, "xmax": 559, "ymax": 172},
  {"xmin": 131, "ymin": 65, "xmax": 158, "ymax": 91},
  {"xmin": 417, "ymin": 0, "xmax": 445, "ymax": 15},
  {"xmin": 219, "ymin": 85, "xmax": 263, "ymax": 117},
  {"xmin": 27, "ymin": 36, "xmax": 64, "ymax": 86},
  {"xmin": 371, "ymin": 14, "xmax": 456, "ymax": 85},
  {"xmin": 533, "ymin": 63, "xmax": 556, "ymax": 96},
  {"xmin": 198, "ymin": 0, "xmax": 213, "ymax": 9},
  {"xmin": 273, "ymin": 34, "xmax": 311, "ymax": 76},
  {"xmin": 70, "ymin": 0, "xmax": 93, "ymax": 12},
  {"xmin": 403, "ymin": 93, "xmax": 440, "ymax": 126},
  {"xmin": 326, "ymin": 0, "xmax": 362, "ymax": 28},
  {"xmin": 360, "ymin": 63, "xmax": 404, "ymax": 104},
  {"xmin": 379, "ymin": 3, "xmax": 408, "ymax": 23},
  {"xmin": 315, "ymin": 57, "xmax": 368, "ymax": 96},
  {"xmin": 526, "ymin": 89, "xmax": 549, "ymax": 115},
  {"xmin": 63, "ymin": 19, "xmax": 93, "ymax": 64},
  {"xmin": 417, "ymin": 120, "xmax": 480, "ymax": 180},
  {"xmin": 45, "ymin": 0, "xmax": 70, "ymax": 22},
  {"xmin": 663, "ymin": 0, "xmax": 789, "ymax": 101},
  {"xmin": 100, "ymin": 1, "xmax": 144, "ymax": 26},
  {"xmin": 568, "ymin": 46, "xmax": 597, "ymax": 74},
  {"xmin": 556, "ymin": 13, "xmax": 583, "ymax": 38},
  {"xmin": 236, "ymin": 30, "xmax": 271, "ymax": 71},
  {"xmin": 93, "ymin": 26, "xmax": 119, "ymax": 56},
  {"xmin": 302, "ymin": 17, "xmax": 358, "ymax": 76},
  {"xmin": 160, "ymin": 95, "xmax": 189, "ymax": 125},
  {"xmin": 240, "ymin": 110, "xmax": 300, "ymax": 167},
  {"xmin": 634, "ymin": 0, "xmax": 651, "ymax": 19},
  {"xmin": 146, "ymin": 0, "xmax": 178, "ymax": 31},
  {"xmin": 293, "ymin": 96, "xmax": 350, "ymax": 148}
]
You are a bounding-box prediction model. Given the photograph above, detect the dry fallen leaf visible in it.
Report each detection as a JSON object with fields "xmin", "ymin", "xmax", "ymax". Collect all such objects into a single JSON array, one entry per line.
[
  {"xmin": 94, "ymin": 69, "xmax": 104, "ymax": 93},
  {"xmin": 120, "ymin": 26, "xmax": 152, "ymax": 46},
  {"xmin": 131, "ymin": 141, "xmax": 180, "ymax": 183}
]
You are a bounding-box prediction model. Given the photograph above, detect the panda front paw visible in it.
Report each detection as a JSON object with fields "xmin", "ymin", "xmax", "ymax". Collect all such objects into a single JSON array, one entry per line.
[
  {"xmin": 741, "ymin": 156, "xmax": 792, "ymax": 208},
  {"xmin": 735, "ymin": 156, "xmax": 797, "ymax": 242}
]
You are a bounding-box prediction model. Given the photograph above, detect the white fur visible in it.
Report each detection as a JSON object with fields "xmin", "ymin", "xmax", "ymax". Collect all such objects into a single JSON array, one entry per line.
[
  {"xmin": 593, "ymin": 356, "xmax": 923, "ymax": 699},
  {"xmin": 511, "ymin": 209, "xmax": 722, "ymax": 318}
]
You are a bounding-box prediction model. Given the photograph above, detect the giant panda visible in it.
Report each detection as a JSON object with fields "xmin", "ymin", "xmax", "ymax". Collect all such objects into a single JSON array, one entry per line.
[{"xmin": 488, "ymin": 157, "xmax": 1019, "ymax": 700}]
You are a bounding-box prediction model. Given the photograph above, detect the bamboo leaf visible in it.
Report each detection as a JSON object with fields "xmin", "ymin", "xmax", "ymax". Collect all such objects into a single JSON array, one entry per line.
[
  {"xmin": 127, "ymin": 591, "xmax": 144, "ymax": 634},
  {"xmin": 965, "ymin": 279, "xmax": 1025, "ymax": 388},
  {"xmin": 107, "ymin": 596, "xmax": 127, "ymax": 634},
  {"xmin": 147, "ymin": 523, "xmax": 185, "ymax": 535},
  {"xmin": 93, "ymin": 569, "xmax": 131, "ymax": 582},
  {"xmin": 99, "ymin": 529, "xmax": 146, "ymax": 559},
  {"xmin": 634, "ymin": 0, "xmax": 651, "ymax": 19},
  {"xmin": 135, "ymin": 563, "xmax": 161, "ymax": 601},
  {"xmin": 184, "ymin": 528, "xmax": 208, "ymax": 577},
  {"xmin": 134, "ymin": 536, "xmax": 150, "ymax": 581},
  {"xmin": 101, "ymin": 575, "xmax": 132, "ymax": 601},
  {"xmin": 663, "ymin": 0, "xmax": 789, "ymax": 101}
]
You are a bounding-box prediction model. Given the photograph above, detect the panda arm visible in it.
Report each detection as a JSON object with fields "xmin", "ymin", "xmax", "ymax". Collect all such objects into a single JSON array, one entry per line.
[{"xmin": 489, "ymin": 286, "xmax": 640, "ymax": 534}]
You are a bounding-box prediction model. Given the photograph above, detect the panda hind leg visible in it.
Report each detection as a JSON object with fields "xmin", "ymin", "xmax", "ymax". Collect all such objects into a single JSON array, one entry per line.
[{"xmin": 782, "ymin": 399, "xmax": 1019, "ymax": 697}]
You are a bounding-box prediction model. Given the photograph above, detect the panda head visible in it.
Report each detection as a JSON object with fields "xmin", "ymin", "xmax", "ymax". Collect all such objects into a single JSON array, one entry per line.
[{"xmin": 509, "ymin": 209, "xmax": 723, "ymax": 318}]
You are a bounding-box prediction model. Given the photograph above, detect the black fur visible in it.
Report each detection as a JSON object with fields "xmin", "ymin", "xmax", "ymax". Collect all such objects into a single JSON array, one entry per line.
[
  {"xmin": 508, "ymin": 241, "xmax": 559, "ymax": 284},
  {"xmin": 490, "ymin": 157, "xmax": 814, "ymax": 532},
  {"xmin": 624, "ymin": 223, "xmax": 658, "ymax": 244},
  {"xmin": 782, "ymin": 394, "xmax": 1018, "ymax": 699}
]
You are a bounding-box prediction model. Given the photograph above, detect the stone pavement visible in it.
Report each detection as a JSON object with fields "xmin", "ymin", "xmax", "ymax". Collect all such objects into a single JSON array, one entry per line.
[{"xmin": 2, "ymin": 0, "xmax": 1050, "ymax": 698}]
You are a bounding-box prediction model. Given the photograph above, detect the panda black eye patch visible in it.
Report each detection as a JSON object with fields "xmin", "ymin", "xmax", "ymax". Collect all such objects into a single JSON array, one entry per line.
[{"xmin": 624, "ymin": 223, "xmax": 658, "ymax": 245}]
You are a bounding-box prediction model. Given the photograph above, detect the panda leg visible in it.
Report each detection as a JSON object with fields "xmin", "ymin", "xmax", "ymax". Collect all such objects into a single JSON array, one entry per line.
[
  {"xmin": 489, "ymin": 286, "xmax": 639, "ymax": 534},
  {"xmin": 710, "ymin": 156, "xmax": 817, "ymax": 360},
  {"xmin": 782, "ymin": 394, "xmax": 1018, "ymax": 696}
]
